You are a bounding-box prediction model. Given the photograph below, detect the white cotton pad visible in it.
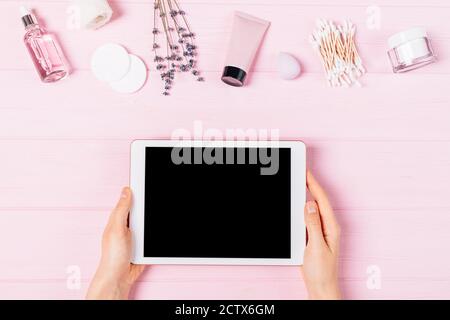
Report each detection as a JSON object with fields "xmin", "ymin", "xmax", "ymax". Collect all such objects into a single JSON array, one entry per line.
[
  {"xmin": 91, "ymin": 43, "xmax": 130, "ymax": 82},
  {"xmin": 109, "ymin": 54, "xmax": 147, "ymax": 94}
]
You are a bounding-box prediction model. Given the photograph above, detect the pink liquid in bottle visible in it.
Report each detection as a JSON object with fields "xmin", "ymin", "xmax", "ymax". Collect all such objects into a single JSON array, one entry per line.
[{"xmin": 21, "ymin": 6, "xmax": 69, "ymax": 83}]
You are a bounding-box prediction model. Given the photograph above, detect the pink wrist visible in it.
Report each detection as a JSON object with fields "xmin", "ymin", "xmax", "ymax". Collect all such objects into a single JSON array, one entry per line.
[
  {"xmin": 86, "ymin": 274, "xmax": 131, "ymax": 300},
  {"xmin": 308, "ymin": 284, "xmax": 341, "ymax": 300}
]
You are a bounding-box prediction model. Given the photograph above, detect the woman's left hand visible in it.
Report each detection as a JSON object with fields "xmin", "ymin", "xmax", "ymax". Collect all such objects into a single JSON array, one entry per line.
[{"xmin": 86, "ymin": 187, "xmax": 145, "ymax": 300}]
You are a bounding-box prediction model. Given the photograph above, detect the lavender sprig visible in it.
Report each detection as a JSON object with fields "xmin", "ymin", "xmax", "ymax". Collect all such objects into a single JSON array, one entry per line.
[{"xmin": 152, "ymin": 0, "xmax": 204, "ymax": 96}]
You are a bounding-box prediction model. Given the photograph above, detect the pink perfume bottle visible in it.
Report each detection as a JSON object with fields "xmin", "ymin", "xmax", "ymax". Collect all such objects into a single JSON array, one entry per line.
[{"xmin": 20, "ymin": 6, "xmax": 69, "ymax": 83}]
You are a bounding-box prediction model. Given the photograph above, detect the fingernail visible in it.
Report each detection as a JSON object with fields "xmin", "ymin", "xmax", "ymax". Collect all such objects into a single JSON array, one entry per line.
[
  {"xmin": 307, "ymin": 202, "xmax": 317, "ymax": 214},
  {"xmin": 121, "ymin": 187, "xmax": 129, "ymax": 199}
]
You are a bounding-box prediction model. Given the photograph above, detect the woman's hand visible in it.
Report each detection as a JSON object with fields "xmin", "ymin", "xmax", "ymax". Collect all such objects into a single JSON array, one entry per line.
[
  {"xmin": 301, "ymin": 171, "xmax": 341, "ymax": 300},
  {"xmin": 86, "ymin": 187, "xmax": 145, "ymax": 300}
]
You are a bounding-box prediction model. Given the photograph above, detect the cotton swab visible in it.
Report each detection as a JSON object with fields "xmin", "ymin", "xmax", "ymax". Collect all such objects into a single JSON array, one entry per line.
[{"xmin": 310, "ymin": 19, "xmax": 366, "ymax": 87}]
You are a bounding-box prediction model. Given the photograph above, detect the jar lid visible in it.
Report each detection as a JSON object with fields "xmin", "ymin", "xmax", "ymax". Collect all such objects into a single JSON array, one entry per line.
[{"xmin": 388, "ymin": 27, "xmax": 428, "ymax": 49}]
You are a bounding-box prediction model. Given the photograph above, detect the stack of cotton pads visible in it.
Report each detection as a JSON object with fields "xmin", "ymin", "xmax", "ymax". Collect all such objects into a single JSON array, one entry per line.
[{"xmin": 91, "ymin": 43, "xmax": 147, "ymax": 94}]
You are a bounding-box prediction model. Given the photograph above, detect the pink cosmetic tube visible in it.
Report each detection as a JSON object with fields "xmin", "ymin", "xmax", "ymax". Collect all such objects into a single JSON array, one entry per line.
[{"xmin": 221, "ymin": 11, "xmax": 270, "ymax": 87}]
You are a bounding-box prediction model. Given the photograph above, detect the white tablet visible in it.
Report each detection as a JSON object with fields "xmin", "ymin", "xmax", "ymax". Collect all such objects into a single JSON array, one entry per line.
[{"xmin": 129, "ymin": 140, "xmax": 306, "ymax": 265}]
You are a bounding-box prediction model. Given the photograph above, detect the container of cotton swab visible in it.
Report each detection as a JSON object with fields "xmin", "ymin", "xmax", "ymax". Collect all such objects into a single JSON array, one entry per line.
[{"xmin": 310, "ymin": 19, "xmax": 366, "ymax": 87}]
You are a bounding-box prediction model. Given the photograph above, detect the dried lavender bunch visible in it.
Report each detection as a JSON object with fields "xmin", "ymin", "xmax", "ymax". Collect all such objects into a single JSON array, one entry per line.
[{"xmin": 152, "ymin": 0, "xmax": 204, "ymax": 96}]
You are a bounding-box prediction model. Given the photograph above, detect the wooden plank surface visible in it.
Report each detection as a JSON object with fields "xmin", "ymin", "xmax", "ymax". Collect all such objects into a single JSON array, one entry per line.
[{"xmin": 0, "ymin": 0, "xmax": 449, "ymax": 299}]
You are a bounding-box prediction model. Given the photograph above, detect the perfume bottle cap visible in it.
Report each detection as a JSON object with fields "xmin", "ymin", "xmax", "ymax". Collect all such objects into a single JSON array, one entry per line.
[{"xmin": 20, "ymin": 5, "xmax": 37, "ymax": 28}]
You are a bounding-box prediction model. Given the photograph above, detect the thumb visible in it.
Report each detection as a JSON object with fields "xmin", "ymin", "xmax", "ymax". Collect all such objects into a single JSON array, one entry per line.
[
  {"xmin": 110, "ymin": 187, "xmax": 132, "ymax": 227},
  {"xmin": 304, "ymin": 201, "xmax": 324, "ymax": 245}
]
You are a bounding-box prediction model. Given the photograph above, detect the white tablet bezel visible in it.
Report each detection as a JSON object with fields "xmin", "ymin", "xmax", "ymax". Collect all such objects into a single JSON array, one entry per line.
[{"xmin": 130, "ymin": 139, "xmax": 306, "ymax": 265}]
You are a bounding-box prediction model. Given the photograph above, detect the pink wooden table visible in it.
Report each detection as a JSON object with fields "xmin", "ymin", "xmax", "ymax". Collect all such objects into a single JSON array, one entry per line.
[{"xmin": 1, "ymin": 0, "xmax": 450, "ymax": 299}]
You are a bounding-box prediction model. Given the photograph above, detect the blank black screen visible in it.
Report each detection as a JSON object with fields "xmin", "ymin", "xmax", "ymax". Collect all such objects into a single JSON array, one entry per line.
[{"xmin": 144, "ymin": 147, "xmax": 291, "ymax": 259}]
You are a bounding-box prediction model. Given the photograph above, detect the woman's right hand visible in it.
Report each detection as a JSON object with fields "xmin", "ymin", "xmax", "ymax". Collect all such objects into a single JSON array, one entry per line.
[{"xmin": 301, "ymin": 171, "xmax": 341, "ymax": 300}]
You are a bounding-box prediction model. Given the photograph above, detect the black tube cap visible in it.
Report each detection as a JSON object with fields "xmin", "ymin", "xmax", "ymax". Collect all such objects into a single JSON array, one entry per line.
[{"xmin": 221, "ymin": 66, "xmax": 247, "ymax": 87}]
